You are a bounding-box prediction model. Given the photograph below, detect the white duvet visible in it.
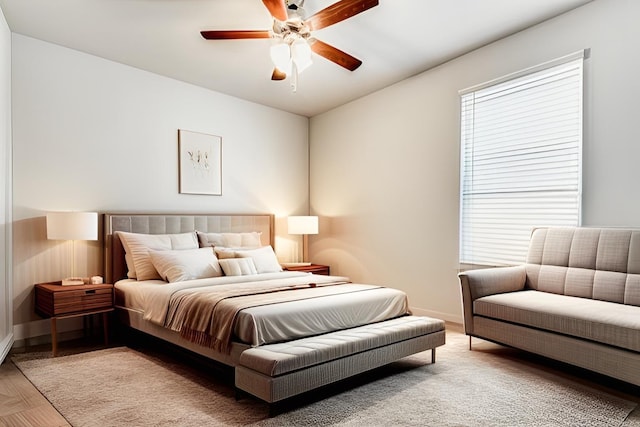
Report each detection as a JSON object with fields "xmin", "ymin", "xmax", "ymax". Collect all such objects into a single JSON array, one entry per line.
[{"xmin": 115, "ymin": 272, "xmax": 410, "ymax": 347}]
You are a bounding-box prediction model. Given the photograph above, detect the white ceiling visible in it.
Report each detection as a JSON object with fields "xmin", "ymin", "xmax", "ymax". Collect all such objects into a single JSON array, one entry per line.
[{"xmin": 0, "ymin": 0, "xmax": 593, "ymax": 117}]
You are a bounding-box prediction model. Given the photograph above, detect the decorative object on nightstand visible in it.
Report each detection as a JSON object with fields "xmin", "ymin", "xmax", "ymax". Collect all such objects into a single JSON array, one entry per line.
[
  {"xmin": 46, "ymin": 211, "xmax": 98, "ymax": 285},
  {"xmin": 34, "ymin": 281, "xmax": 114, "ymax": 356},
  {"xmin": 286, "ymin": 215, "xmax": 319, "ymax": 267},
  {"xmin": 283, "ymin": 263, "xmax": 330, "ymax": 275}
]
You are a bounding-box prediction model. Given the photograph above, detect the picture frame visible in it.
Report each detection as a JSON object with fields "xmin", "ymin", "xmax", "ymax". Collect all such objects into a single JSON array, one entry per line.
[{"xmin": 178, "ymin": 129, "xmax": 222, "ymax": 195}]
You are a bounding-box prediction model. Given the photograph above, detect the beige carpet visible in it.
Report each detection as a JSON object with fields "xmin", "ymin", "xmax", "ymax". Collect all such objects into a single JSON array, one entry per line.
[{"xmin": 13, "ymin": 332, "xmax": 640, "ymax": 427}]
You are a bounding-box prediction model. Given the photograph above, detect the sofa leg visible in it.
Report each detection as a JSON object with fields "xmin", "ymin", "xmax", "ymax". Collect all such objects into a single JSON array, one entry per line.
[
  {"xmin": 431, "ymin": 348, "xmax": 436, "ymax": 363},
  {"xmin": 469, "ymin": 336, "xmax": 472, "ymax": 350}
]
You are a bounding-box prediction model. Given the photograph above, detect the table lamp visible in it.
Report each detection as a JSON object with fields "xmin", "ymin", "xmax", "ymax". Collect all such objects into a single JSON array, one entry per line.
[
  {"xmin": 287, "ymin": 215, "xmax": 319, "ymax": 266},
  {"xmin": 46, "ymin": 211, "xmax": 98, "ymax": 285}
]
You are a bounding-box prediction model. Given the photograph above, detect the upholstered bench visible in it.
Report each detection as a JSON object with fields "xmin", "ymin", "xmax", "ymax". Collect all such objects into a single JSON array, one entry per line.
[{"xmin": 235, "ymin": 315, "xmax": 445, "ymax": 405}]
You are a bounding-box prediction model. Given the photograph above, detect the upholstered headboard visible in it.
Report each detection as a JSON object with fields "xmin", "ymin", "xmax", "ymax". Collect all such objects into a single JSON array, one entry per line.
[{"xmin": 104, "ymin": 213, "xmax": 274, "ymax": 283}]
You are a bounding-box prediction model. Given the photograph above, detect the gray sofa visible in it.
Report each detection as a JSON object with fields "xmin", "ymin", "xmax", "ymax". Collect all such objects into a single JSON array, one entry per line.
[{"xmin": 459, "ymin": 227, "xmax": 640, "ymax": 386}]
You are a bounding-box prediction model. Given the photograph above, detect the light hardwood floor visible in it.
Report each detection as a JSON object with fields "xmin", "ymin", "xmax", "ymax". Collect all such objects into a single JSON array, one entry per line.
[
  {"xmin": 0, "ymin": 361, "xmax": 70, "ymax": 427},
  {"xmin": 1, "ymin": 336, "xmax": 111, "ymax": 427}
]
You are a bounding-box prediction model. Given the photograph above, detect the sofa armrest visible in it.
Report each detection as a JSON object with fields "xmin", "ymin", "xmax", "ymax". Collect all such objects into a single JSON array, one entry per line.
[{"xmin": 458, "ymin": 265, "xmax": 527, "ymax": 335}]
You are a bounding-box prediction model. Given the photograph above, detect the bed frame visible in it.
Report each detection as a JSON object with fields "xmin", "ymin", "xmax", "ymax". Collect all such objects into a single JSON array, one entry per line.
[
  {"xmin": 104, "ymin": 212, "xmax": 445, "ymax": 409},
  {"xmin": 104, "ymin": 213, "xmax": 274, "ymax": 365}
]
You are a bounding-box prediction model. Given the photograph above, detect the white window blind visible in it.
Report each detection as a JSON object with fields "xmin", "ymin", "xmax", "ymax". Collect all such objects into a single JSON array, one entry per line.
[{"xmin": 459, "ymin": 52, "xmax": 584, "ymax": 266}]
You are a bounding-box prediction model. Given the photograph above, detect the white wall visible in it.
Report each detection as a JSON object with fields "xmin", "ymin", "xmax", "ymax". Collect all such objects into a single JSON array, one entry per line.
[
  {"xmin": 310, "ymin": 0, "xmax": 640, "ymax": 323},
  {"xmin": 11, "ymin": 34, "xmax": 310, "ymax": 340},
  {"xmin": 0, "ymin": 5, "xmax": 13, "ymax": 361}
]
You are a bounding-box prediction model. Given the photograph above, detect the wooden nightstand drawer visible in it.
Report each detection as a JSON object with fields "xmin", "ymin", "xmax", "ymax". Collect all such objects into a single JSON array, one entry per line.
[{"xmin": 35, "ymin": 282, "xmax": 114, "ymax": 317}]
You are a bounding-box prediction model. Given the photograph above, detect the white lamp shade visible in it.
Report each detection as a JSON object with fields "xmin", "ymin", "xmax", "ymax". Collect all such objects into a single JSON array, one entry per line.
[
  {"xmin": 46, "ymin": 212, "xmax": 98, "ymax": 241},
  {"xmin": 288, "ymin": 216, "xmax": 318, "ymax": 235},
  {"xmin": 291, "ymin": 39, "xmax": 312, "ymax": 73},
  {"xmin": 270, "ymin": 43, "xmax": 292, "ymax": 74}
]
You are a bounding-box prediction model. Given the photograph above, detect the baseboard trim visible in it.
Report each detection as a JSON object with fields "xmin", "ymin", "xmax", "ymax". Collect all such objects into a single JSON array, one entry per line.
[
  {"xmin": 0, "ymin": 332, "xmax": 14, "ymax": 363},
  {"xmin": 13, "ymin": 317, "xmax": 84, "ymax": 341},
  {"xmin": 410, "ymin": 306, "xmax": 463, "ymax": 324}
]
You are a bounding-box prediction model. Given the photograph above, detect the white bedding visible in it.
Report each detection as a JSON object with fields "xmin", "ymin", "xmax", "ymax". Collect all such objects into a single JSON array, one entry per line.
[
  {"xmin": 115, "ymin": 272, "xmax": 410, "ymax": 348},
  {"xmin": 115, "ymin": 272, "xmax": 313, "ymax": 321}
]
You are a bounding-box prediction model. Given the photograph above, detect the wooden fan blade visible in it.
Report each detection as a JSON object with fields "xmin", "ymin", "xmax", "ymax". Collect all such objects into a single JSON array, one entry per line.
[
  {"xmin": 306, "ymin": 0, "xmax": 379, "ymax": 31},
  {"xmin": 200, "ymin": 30, "xmax": 271, "ymax": 40},
  {"xmin": 310, "ymin": 39, "xmax": 362, "ymax": 71},
  {"xmin": 262, "ymin": 0, "xmax": 288, "ymax": 21},
  {"xmin": 271, "ymin": 68, "xmax": 287, "ymax": 80}
]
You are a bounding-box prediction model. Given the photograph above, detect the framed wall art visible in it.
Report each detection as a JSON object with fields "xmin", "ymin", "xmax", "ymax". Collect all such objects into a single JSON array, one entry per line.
[{"xmin": 178, "ymin": 129, "xmax": 222, "ymax": 195}]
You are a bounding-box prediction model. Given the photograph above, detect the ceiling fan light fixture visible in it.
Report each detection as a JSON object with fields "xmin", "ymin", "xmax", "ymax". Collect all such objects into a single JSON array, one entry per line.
[
  {"xmin": 270, "ymin": 42, "xmax": 292, "ymax": 74},
  {"xmin": 291, "ymin": 38, "xmax": 312, "ymax": 73},
  {"xmin": 202, "ymin": 0, "xmax": 380, "ymax": 87}
]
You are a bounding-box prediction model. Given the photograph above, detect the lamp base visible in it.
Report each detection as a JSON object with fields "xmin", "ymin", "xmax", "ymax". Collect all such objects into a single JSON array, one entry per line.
[{"xmin": 281, "ymin": 262, "xmax": 312, "ymax": 267}]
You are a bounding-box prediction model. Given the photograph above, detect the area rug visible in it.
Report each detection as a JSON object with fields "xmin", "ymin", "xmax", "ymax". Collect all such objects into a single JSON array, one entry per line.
[{"xmin": 13, "ymin": 332, "xmax": 639, "ymax": 427}]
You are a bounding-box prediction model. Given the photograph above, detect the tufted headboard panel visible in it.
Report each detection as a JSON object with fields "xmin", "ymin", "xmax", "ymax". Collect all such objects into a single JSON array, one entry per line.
[{"xmin": 104, "ymin": 213, "xmax": 274, "ymax": 283}]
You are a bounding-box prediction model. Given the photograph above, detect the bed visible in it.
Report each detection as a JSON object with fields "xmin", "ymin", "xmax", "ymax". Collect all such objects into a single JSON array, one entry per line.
[{"xmin": 104, "ymin": 213, "xmax": 445, "ymax": 406}]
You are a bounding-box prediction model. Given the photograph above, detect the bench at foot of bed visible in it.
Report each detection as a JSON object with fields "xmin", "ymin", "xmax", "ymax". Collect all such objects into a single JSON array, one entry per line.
[{"xmin": 235, "ymin": 315, "xmax": 446, "ymax": 407}]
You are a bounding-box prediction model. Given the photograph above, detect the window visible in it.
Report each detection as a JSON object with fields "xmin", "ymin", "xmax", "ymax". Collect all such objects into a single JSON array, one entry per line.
[{"xmin": 459, "ymin": 51, "xmax": 585, "ymax": 266}]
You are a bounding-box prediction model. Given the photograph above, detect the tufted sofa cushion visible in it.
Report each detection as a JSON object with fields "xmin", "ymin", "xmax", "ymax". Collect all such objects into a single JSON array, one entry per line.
[
  {"xmin": 474, "ymin": 290, "xmax": 640, "ymax": 352},
  {"xmin": 524, "ymin": 227, "xmax": 640, "ymax": 306}
]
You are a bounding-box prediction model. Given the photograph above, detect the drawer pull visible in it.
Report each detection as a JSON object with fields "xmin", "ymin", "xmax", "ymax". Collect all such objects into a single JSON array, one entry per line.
[{"xmin": 85, "ymin": 290, "xmax": 96, "ymax": 294}]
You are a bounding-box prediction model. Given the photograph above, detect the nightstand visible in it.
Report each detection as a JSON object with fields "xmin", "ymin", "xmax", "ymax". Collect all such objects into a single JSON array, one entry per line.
[
  {"xmin": 283, "ymin": 264, "xmax": 330, "ymax": 275},
  {"xmin": 34, "ymin": 282, "xmax": 114, "ymax": 356}
]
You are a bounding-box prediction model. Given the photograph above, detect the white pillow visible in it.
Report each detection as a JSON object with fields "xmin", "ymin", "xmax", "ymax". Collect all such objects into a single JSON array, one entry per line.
[
  {"xmin": 169, "ymin": 232, "xmax": 200, "ymax": 249},
  {"xmin": 235, "ymin": 246, "xmax": 283, "ymax": 274},
  {"xmin": 117, "ymin": 231, "xmax": 198, "ymax": 280},
  {"xmin": 197, "ymin": 231, "xmax": 262, "ymax": 248},
  {"xmin": 197, "ymin": 232, "xmax": 224, "ymax": 247},
  {"xmin": 149, "ymin": 248, "xmax": 222, "ymax": 283},
  {"xmin": 219, "ymin": 258, "xmax": 258, "ymax": 276},
  {"xmin": 214, "ymin": 247, "xmax": 237, "ymax": 259},
  {"xmin": 224, "ymin": 232, "xmax": 262, "ymax": 248}
]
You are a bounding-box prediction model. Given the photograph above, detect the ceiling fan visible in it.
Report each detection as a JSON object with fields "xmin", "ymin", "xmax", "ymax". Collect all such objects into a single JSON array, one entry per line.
[{"xmin": 200, "ymin": 0, "xmax": 379, "ymax": 86}]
